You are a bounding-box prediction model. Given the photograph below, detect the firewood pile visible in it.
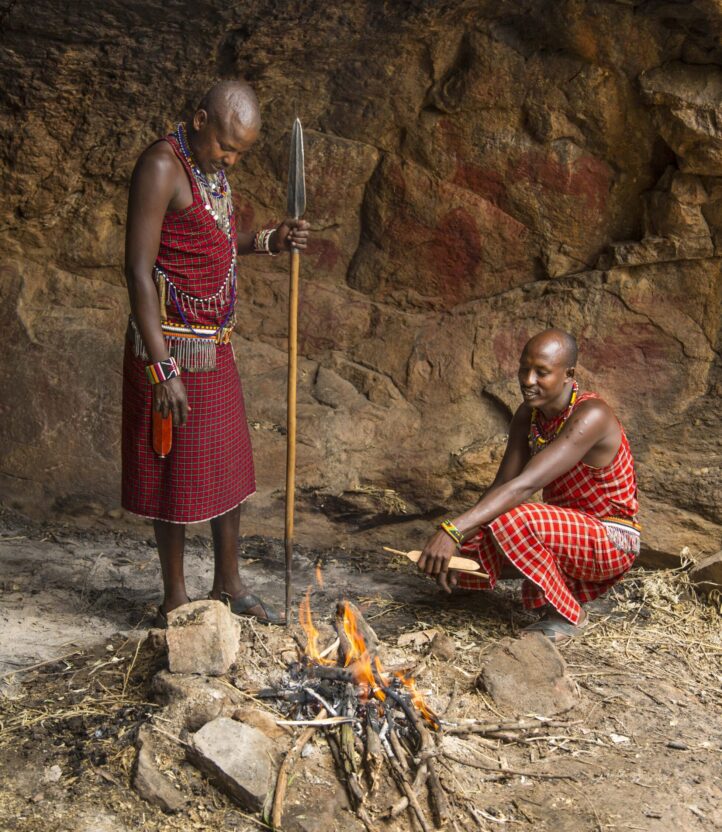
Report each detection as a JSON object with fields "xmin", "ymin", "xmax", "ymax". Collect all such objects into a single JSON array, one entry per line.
[{"xmin": 244, "ymin": 596, "xmax": 450, "ymax": 831}]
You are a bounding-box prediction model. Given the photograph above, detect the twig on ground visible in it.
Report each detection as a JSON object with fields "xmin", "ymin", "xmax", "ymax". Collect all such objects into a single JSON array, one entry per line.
[{"xmin": 271, "ymin": 708, "xmax": 327, "ymax": 829}]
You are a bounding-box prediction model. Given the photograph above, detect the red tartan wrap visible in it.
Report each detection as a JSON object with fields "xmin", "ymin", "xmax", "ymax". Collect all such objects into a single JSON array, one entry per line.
[
  {"xmin": 457, "ymin": 392, "xmax": 639, "ymax": 624},
  {"xmin": 121, "ymin": 341, "xmax": 255, "ymax": 523}
]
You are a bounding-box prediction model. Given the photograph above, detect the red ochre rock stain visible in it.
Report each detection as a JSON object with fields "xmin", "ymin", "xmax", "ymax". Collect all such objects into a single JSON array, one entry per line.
[
  {"xmin": 424, "ymin": 207, "xmax": 483, "ymax": 304},
  {"xmin": 298, "ymin": 286, "xmax": 370, "ymax": 353},
  {"xmin": 493, "ymin": 329, "xmax": 530, "ymax": 374},
  {"xmin": 510, "ymin": 150, "xmax": 613, "ymax": 213},
  {"xmin": 581, "ymin": 325, "xmax": 676, "ymax": 380},
  {"xmin": 307, "ymin": 237, "xmax": 340, "ymax": 272},
  {"xmin": 453, "ymin": 161, "xmax": 508, "ymax": 209},
  {"xmin": 233, "ymin": 198, "xmax": 255, "ymax": 234}
]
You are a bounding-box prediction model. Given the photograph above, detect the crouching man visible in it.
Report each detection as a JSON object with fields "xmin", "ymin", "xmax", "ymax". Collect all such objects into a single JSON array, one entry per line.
[{"xmin": 417, "ymin": 328, "xmax": 640, "ymax": 642}]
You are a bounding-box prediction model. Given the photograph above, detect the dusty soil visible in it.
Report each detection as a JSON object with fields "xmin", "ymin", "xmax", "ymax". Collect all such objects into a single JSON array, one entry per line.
[{"xmin": 0, "ymin": 504, "xmax": 721, "ymax": 832}]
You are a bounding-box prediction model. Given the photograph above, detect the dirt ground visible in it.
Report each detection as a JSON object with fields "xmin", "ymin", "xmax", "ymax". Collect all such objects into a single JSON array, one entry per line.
[{"xmin": 0, "ymin": 504, "xmax": 721, "ymax": 832}]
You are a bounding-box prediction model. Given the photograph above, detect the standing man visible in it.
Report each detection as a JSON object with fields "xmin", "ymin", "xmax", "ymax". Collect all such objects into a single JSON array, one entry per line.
[
  {"xmin": 122, "ymin": 81, "xmax": 309, "ymax": 625},
  {"xmin": 417, "ymin": 329, "xmax": 640, "ymax": 642}
]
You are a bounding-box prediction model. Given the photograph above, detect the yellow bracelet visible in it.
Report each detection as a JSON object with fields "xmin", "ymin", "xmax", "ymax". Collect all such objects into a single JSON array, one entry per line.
[{"xmin": 439, "ymin": 520, "xmax": 463, "ymax": 546}]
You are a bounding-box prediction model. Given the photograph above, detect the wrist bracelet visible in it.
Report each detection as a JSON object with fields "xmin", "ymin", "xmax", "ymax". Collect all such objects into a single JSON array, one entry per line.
[
  {"xmin": 439, "ymin": 519, "xmax": 464, "ymax": 546},
  {"xmin": 252, "ymin": 227, "xmax": 279, "ymax": 256},
  {"xmin": 145, "ymin": 356, "xmax": 181, "ymax": 384}
]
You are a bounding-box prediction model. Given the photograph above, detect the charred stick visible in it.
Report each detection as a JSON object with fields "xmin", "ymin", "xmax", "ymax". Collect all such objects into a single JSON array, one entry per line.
[
  {"xmin": 381, "ymin": 742, "xmax": 432, "ymax": 832},
  {"xmin": 364, "ymin": 706, "xmax": 384, "ymax": 794},
  {"xmin": 307, "ymin": 665, "xmax": 354, "ymax": 683},
  {"xmin": 388, "ymin": 761, "xmax": 428, "ymax": 819},
  {"xmin": 388, "ymin": 723, "xmax": 411, "ymax": 770},
  {"xmin": 391, "ymin": 686, "xmax": 450, "ymax": 828},
  {"xmin": 326, "ymin": 730, "xmax": 365, "ymax": 808},
  {"xmin": 254, "ymin": 688, "xmax": 311, "ymax": 703},
  {"xmin": 271, "ymin": 708, "xmax": 327, "ymax": 829},
  {"xmin": 340, "ymin": 683, "xmax": 359, "ymax": 775}
]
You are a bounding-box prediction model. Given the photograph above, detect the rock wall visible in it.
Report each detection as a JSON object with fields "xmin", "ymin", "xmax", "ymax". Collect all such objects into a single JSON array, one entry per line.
[{"xmin": 0, "ymin": 0, "xmax": 720, "ymax": 557}]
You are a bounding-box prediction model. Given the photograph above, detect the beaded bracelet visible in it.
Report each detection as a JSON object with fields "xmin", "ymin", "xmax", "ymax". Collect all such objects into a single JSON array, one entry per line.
[
  {"xmin": 145, "ymin": 356, "xmax": 181, "ymax": 384},
  {"xmin": 252, "ymin": 227, "xmax": 278, "ymax": 256},
  {"xmin": 438, "ymin": 519, "xmax": 464, "ymax": 546}
]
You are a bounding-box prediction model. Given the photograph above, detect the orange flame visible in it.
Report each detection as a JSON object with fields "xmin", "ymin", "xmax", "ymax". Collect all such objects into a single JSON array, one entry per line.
[
  {"xmin": 299, "ymin": 596, "xmax": 439, "ymax": 728},
  {"xmin": 298, "ymin": 589, "xmax": 333, "ymax": 665},
  {"xmin": 314, "ymin": 562, "xmax": 325, "ymax": 589},
  {"xmin": 392, "ymin": 670, "xmax": 440, "ymax": 730}
]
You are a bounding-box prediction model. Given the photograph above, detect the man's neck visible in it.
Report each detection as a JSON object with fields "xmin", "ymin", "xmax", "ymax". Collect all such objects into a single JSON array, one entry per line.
[{"xmin": 539, "ymin": 384, "xmax": 575, "ymax": 421}]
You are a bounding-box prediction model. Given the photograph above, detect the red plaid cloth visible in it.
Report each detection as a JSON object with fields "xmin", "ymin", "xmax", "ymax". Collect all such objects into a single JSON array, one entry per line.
[
  {"xmin": 155, "ymin": 133, "xmax": 236, "ymax": 328},
  {"xmin": 121, "ymin": 342, "xmax": 255, "ymax": 523},
  {"xmin": 121, "ymin": 132, "xmax": 256, "ymax": 523},
  {"xmin": 458, "ymin": 392, "xmax": 639, "ymax": 624}
]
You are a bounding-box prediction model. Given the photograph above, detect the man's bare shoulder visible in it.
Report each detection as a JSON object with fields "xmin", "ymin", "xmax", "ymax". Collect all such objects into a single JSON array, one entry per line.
[
  {"xmin": 511, "ymin": 401, "xmax": 533, "ymax": 423},
  {"xmin": 570, "ymin": 396, "xmax": 619, "ymax": 434},
  {"xmin": 132, "ymin": 140, "xmax": 182, "ymax": 186}
]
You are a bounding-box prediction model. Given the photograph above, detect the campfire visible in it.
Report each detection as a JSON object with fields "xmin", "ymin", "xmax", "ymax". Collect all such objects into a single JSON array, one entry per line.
[{"xmin": 250, "ymin": 584, "xmax": 450, "ymax": 831}]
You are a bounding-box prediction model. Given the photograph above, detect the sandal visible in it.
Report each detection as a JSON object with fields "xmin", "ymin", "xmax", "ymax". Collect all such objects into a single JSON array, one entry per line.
[
  {"xmin": 152, "ymin": 607, "xmax": 168, "ymax": 629},
  {"xmin": 214, "ymin": 592, "xmax": 285, "ymax": 626},
  {"xmin": 522, "ymin": 615, "xmax": 588, "ymax": 644}
]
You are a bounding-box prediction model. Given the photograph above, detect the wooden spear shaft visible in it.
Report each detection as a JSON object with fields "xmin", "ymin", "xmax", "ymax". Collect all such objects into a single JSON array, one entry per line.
[{"xmin": 285, "ymin": 245, "xmax": 300, "ymax": 626}]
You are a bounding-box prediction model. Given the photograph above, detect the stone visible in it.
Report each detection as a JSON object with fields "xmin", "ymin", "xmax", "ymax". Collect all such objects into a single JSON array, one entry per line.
[
  {"xmin": 189, "ymin": 717, "xmax": 276, "ymax": 812},
  {"xmin": 133, "ymin": 726, "xmax": 186, "ymax": 813},
  {"xmin": 152, "ymin": 670, "xmax": 241, "ymax": 733},
  {"xmin": 478, "ymin": 633, "xmax": 578, "ymax": 716},
  {"xmin": 165, "ymin": 600, "xmax": 241, "ymax": 677},
  {"xmin": 0, "ymin": 0, "xmax": 720, "ymax": 563},
  {"xmin": 429, "ymin": 632, "xmax": 456, "ymax": 662},
  {"xmin": 640, "ymin": 62, "xmax": 722, "ymax": 174},
  {"xmin": 232, "ymin": 706, "xmax": 290, "ymax": 740},
  {"xmin": 689, "ymin": 551, "xmax": 722, "ymax": 593}
]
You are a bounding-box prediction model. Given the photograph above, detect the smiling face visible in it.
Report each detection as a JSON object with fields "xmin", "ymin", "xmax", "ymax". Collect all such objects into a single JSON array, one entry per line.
[
  {"xmin": 518, "ymin": 333, "xmax": 576, "ymax": 417},
  {"xmin": 190, "ymin": 109, "xmax": 260, "ymax": 174}
]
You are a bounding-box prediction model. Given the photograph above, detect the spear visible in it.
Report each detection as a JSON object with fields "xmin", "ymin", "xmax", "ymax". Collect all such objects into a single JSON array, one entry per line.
[{"xmin": 284, "ymin": 118, "xmax": 305, "ymax": 627}]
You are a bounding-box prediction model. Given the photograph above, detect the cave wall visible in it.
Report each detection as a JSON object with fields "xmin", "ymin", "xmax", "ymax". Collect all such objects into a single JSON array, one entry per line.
[{"xmin": 0, "ymin": 0, "xmax": 720, "ymax": 556}]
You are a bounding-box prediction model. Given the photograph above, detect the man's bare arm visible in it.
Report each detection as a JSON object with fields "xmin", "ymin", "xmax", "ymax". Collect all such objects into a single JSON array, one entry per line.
[
  {"xmin": 125, "ymin": 147, "xmax": 189, "ymax": 426},
  {"xmin": 418, "ymin": 400, "xmax": 618, "ymax": 590}
]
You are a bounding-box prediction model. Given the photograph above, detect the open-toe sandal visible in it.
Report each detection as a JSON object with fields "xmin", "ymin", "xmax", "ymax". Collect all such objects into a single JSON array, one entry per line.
[
  {"xmin": 522, "ymin": 616, "xmax": 588, "ymax": 644},
  {"xmin": 216, "ymin": 592, "xmax": 285, "ymax": 626}
]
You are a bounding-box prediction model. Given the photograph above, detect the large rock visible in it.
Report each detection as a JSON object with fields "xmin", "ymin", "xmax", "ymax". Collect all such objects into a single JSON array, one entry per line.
[
  {"xmin": 640, "ymin": 62, "xmax": 722, "ymax": 174},
  {"xmin": 689, "ymin": 551, "xmax": 722, "ymax": 594},
  {"xmin": 478, "ymin": 633, "xmax": 578, "ymax": 716},
  {"xmin": 152, "ymin": 669, "xmax": 242, "ymax": 733},
  {"xmin": 0, "ymin": 0, "xmax": 720, "ymax": 561},
  {"xmin": 166, "ymin": 601, "xmax": 241, "ymax": 677},
  {"xmin": 132, "ymin": 725, "xmax": 186, "ymax": 813},
  {"xmin": 189, "ymin": 717, "xmax": 276, "ymax": 812}
]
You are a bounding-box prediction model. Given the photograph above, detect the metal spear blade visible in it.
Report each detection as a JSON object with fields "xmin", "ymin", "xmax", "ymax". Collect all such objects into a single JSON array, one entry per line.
[{"xmin": 287, "ymin": 118, "xmax": 306, "ymax": 220}]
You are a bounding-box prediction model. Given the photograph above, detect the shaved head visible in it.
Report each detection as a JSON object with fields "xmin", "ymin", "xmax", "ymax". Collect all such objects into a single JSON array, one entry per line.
[
  {"xmin": 522, "ymin": 328, "xmax": 578, "ymax": 369},
  {"xmin": 197, "ymin": 80, "xmax": 261, "ymax": 132}
]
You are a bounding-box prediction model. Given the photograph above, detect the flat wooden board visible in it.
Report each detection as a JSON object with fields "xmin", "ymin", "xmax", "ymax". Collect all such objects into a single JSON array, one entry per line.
[{"xmin": 384, "ymin": 547, "xmax": 488, "ymax": 578}]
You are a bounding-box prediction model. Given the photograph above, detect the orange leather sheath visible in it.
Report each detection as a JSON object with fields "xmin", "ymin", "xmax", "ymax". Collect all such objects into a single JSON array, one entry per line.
[{"xmin": 152, "ymin": 410, "xmax": 173, "ymax": 457}]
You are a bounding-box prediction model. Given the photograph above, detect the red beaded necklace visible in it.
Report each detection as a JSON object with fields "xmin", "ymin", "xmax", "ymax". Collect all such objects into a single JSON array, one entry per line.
[{"xmin": 528, "ymin": 381, "xmax": 579, "ymax": 453}]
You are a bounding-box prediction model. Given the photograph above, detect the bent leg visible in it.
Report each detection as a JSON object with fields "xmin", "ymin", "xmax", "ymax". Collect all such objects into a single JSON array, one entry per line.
[
  {"xmin": 154, "ymin": 520, "xmax": 190, "ymax": 614},
  {"xmin": 458, "ymin": 503, "xmax": 635, "ymax": 624}
]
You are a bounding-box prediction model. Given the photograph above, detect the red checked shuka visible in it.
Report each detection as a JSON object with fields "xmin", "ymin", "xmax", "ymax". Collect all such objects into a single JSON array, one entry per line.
[
  {"xmin": 121, "ymin": 131, "xmax": 255, "ymax": 523},
  {"xmin": 458, "ymin": 392, "xmax": 640, "ymax": 624}
]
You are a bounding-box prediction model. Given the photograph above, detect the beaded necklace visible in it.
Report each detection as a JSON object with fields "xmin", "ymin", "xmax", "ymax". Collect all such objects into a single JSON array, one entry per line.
[
  {"xmin": 528, "ymin": 381, "xmax": 579, "ymax": 453},
  {"xmin": 174, "ymin": 122, "xmax": 233, "ymax": 239}
]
